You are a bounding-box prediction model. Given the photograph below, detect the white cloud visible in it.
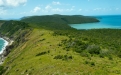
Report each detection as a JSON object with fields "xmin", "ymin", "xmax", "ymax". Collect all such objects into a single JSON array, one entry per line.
[
  {"xmin": 79, "ymin": 9, "xmax": 82, "ymax": 11},
  {"xmin": 52, "ymin": 1, "xmax": 61, "ymax": 5},
  {"xmin": 33, "ymin": 7, "xmax": 41, "ymax": 13},
  {"xmin": 45, "ymin": 5, "xmax": 52, "ymax": 10},
  {"xmin": 0, "ymin": 8, "xmax": 7, "ymax": 15},
  {"xmin": 93, "ymin": 8, "xmax": 102, "ymax": 11},
  {"xmin": 66, "ymin": 8, "xmax": 73, "ymax": 12},
  {"xmin": 29, "ymin": 1, "xmax": 75, "ymax": 14},
  {"xmin": 72, "ymin": 6, "xmax": 75, "ymax": 8},
  {"xmin": 52, "ymin": 8, "xmax": 63, "ymax": 12},
  {"xmin": 0, "ymin": 0, "xmax": 4, "ymax": 6},
  {"xmin": 116, "ymin": 8, "xmax": 119, "ymax": 10},
  {"xmin": 65, "ymin": 6, "xmax": 75, "ymax": 11},
  {"xmin": 0, "ymin": 0, "xmax": 27, "ymax": 7},
  {"xmin": 31, "ymin": 6, "xmax": 41, "ymax": 13},
  {"xmin": 93, "ymin": 8, "xmax": 120, "ymax": 11}
]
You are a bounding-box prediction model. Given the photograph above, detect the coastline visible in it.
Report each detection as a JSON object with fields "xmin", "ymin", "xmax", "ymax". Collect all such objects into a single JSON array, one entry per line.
[{"xmin": 0, "ymin": 36, "xmax": 14, "ymax": 65}]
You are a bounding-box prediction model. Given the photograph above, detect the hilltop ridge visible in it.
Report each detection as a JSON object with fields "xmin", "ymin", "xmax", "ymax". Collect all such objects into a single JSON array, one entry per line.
[{"xmin": 21, "ymin": 15, "xmax": 99, "ymax": 24}]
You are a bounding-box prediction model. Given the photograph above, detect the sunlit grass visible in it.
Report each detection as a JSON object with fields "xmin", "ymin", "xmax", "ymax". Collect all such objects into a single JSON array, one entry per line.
[{"xmin": 2, "ymin": 28, "xmax": 121, "ymax": 75}]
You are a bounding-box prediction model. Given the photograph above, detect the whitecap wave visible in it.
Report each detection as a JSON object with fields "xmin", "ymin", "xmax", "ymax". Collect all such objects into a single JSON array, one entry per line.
[{"xmin": 0, "ymin": 38, "xmax": 8, "ymax": 54}]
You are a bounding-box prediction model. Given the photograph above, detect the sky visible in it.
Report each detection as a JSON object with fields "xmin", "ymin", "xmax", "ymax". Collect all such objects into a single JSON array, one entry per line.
[{"xmin": 0, "ymin": 0, "xmax": 121, "ymax": 19}]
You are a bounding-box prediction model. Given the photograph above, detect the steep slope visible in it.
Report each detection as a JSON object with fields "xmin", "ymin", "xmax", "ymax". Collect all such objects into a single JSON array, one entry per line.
[
  {"xmin": 2, "ymin": 28, "xmax": 121, "ymax": 75},
  {"xmin": 0, "ymin": 20, "xmax": 29, "ymax": 36}
]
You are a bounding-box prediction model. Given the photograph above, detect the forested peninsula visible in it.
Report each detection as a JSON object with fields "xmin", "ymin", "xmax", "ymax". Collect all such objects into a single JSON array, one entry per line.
[{"xmin": 0, "ymin": 15, "xmax": 121, "ymax": 75}]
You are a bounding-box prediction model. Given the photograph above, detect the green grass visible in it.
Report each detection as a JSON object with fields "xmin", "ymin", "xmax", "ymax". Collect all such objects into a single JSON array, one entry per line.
[{"xmin": 2, "ymin": 28, "xmax": 121, "ymax": 75}]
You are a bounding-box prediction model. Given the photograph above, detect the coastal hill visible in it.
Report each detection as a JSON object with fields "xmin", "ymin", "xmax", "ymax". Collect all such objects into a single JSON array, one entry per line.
[
  {"xmin": 21, "ymin": 15, "xmax": 99, "ymax": 30},
  {"xmin": 21, "ymin": 15, "xmax": 99, "ymax": 24},
  {"xmin": 0, "ymin": 15, "xmax": 121, "ymax": 75}
]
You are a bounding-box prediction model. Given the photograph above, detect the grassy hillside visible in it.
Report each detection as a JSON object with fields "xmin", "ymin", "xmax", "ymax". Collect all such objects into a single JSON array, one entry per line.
[
  {"xmin": 1, "ymin": 28, "xmax": 121, "ymax": 75},
  {"xmin": 0, "ymin": 15, "xmax": 121, "ymax": 75}
]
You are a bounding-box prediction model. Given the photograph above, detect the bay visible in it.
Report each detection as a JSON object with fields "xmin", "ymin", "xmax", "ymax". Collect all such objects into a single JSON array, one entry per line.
[{"xmin": 70, "ymin": 15, "xmax": 121, "ymax": 29}]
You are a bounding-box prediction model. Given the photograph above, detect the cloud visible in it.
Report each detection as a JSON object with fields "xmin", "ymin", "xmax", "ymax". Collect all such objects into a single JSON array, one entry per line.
[
  {"xmin": 72, "ymin": 6, "xmax": 75, "ymax": 8},
  {"xmin": 93, "ymin": 7, "xmax": 120, "ymax": 11},
  {"xmin": 52, "ymin": 8, "xmax": 63, "ymax": 12},
  {"xmin": 52, "ymin": 1, "xmax": 61, "ymax": 5},
  {"xmin": 0, "ymin": 0, "xmax": 27, "ymax": 7},
  {"xmin": 93, "ymin": 8, "xmax": 102, "ymax": 11},
  {"xmin": 79, "ymin": 9, "xmax": 82, "ymax": 11},
  {"xmin": 45, "ymin": 5, "xmax": 52, "ymax": 10},
  {"xmin": 109, "ymin": 8, "xmax": 112, "ymax": 11},
  {"xmin": 0, "ymin": 0, "xmax": 4, "ymax": 6},
  {"xmin": 45, "ymin": 5, "xmax": 62, "ymax": 12},
  {"xmin": 0, "ymin": 8, "xmax": 7, "ymax": 15},
  {"xmin": 29, "ymin": 1, "xmax": 75, "ymax": 15},
  {"xmin": 31, "ymin": 7, "xmax": 41, "ymax": 13},
  {"xmin": 30, "ymin": 5, "xmax": 52, "ymax": 13},
  {"xmin": 116, "ymin": 8, "xmax": 119, "ymax": 10},
  {"xmin": 65, "ymin": 7, "xmax": 74, "ymax": 12}
]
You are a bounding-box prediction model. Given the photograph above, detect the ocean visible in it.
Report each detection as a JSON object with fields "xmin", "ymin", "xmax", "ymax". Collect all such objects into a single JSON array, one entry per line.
[
  {"xmin": 0, "ymin": 38, "xmax": 8, "ymax": 54},
  {"xmin": 70, "ymin": 15, "xmax": 121, "ymax": 29}
]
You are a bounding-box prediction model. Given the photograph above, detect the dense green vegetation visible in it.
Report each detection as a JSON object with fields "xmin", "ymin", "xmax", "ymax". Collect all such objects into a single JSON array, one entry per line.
[
  {"xmin": 0, "ymin": 20, "xmax": 29, "ymax": 36},
  {"xmin": 21, "ymin": 15, "xmax": 99, "ymax": 24},
  {"xmin": 56, "ymin": 29, "xmax": 121, "ymax": 58},
  {"xmin": 0, "ymin": 66, "xmax": 6, "ymax": 75},
  {"xmin": 29, "ymin": 22, "xmax": 75, "ymax": 30},
  {"xmin": 0, "ymin": 15, "xmax": 121, "ymax": 75},
  {"xmin": 21, "ymin": 15, "xmax": 99, "ymax": 31}
]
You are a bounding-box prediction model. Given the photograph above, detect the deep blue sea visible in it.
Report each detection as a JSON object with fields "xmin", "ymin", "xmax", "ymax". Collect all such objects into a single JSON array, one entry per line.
[
  {"xmin": 70, "ymin": 15, "xmax": 121, "ymax": 29},
  {"xmin": 0, "ymin": 38, "xmax": 8, "ymax": 54}
]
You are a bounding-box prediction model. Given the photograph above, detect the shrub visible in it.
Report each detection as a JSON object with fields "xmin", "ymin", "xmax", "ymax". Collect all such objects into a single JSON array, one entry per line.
[
  {"xmin": 99, "ymin": 49, "xmax": 112, "ymax": 58},
  {"xmin": 85, "ymin": 61, "xmax": 89, "ymax": 64},
  {"xmin": 87, "ymin": 45, "xmax": 101, "ymax": 54},
  {"xmin": 108, "ymin": 55, "xmax": 113, "ymax": 60},
  {"xmin": 90, "ymin": 62, "xmax": 95, "ymax": 66},
  {"xmin": 48, "ymin": 50, "xmax": 50, "ymax": 53},
  {"xmin": 58, "ymin": 43, "xmax": 62, "ymax": 46},
  {"xmin": 80, "ymin": 51, "xmax": 90, "ymax": 57},
  {"xmin": 99, "ymin": 54, "xmax": 105, "ymax": 58},
  {"xmin": 54, "ymin": 55, "xmax": 63, "ymax": 59},
  {"xmin": 36, "ymin": 51, "xmax": 47, "ymax": 56},
  {"xmin": 68, "ymin": 56, "xmax": 73, "ymax": 59},
  {"xmin": 0, "ymin": 66, "xmax": 5, "ymax": 75},
  {"xmin": 54, "ymin": 55, "xmax": 73, "ymax": 60},
  {"xmin": 39, "ymin": 38, "xmax": 45, "ymax": 41}
]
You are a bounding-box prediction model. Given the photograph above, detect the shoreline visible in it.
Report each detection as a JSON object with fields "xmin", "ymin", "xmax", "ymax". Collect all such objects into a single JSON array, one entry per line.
[
  {"xmin": 0, "ymin": 36, "xmax": 14, "ymax": 65},
  {"xmin": 0, "ymin": 38, "xmax": 8, "ymax": 54}
]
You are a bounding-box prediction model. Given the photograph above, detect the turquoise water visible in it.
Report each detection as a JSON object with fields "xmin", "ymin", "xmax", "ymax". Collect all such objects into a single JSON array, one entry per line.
[
  {"xmin": 70, "ymin": 15, "xmax": 121, "ymax": 29},
  {"xmin": 0, "ymin": 38, "xmax": 8, "ymax": 54}
]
